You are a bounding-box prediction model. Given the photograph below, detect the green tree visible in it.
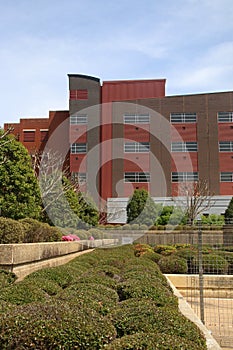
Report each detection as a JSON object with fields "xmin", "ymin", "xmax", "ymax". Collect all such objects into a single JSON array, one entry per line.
[
  {"xmin": 43, "ymin": 176, "xmax": 99, "ymax": 228},
  {"xmin": 126, "ymin": 189, "xmax": 160, "ymax": 226},
  {"xmin": 0, "ymin": 132, "xmax": 41, "ymax": 219},
  {"xmin": 225, "ymin": 197, "xmax": 233, "ymax": 223}
]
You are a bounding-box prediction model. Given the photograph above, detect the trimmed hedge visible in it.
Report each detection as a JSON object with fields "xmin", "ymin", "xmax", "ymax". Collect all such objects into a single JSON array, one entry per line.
[
  {"xmin": 0, "ymin": 245, "xmax": 207, "ymax": 349},
  {"xmin": 0, "ymin": 217, "xmax": 24, "ymax": 243},
  {"xmin": 158, "ymin": 255, "xmax": 188, "ymax": 274}
]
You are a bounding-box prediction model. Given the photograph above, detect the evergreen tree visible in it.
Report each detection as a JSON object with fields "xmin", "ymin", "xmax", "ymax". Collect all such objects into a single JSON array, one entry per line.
[
  {"xmin": 0, "ymin": 133, "xmax": 42, "ymax": 219},
  {"xmin": 43, "ymin": 176, "xmax": 99, "ymax": 228},
  {"xmin": 225, "ymin": 197, "xmax": 233, "ymax": 223},
  {"xmin": 126, "ymin": 189, "xmax": 160, "ymax": 226}
]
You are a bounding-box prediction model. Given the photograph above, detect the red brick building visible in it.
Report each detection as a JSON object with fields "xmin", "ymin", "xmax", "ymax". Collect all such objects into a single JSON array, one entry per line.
[{"xmin": 5, "ymin": 74, "xmax": 233, "ymax": 221}]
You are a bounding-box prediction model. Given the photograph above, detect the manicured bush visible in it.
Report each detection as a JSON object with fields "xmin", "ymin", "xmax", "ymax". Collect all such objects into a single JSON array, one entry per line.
[
  {"xmin": 141, "ymin": 250, "xmax": 162, "ymax": 263},
  {"xmin": 131, "ymin": 223, "xmax": 140, "ymax": 230},
  {"xmin": 154, "ymin": 244, "xmax": 176, "ymax": 255},
  {"xmin": 0, "ymin": 217, "xmax": 25, "ymax": 243},
  {"xmin": 19, "ymin": 218, "xmax": 62, "ymax": 242},
  {"xmin": 0, "ymin": 280, "xmax": 48, "ymax": 305},
  {"xmin": 105, "ymin": 331, "xmax": 204, "ymax": 350},
  {"xmin": 191, "ymin": 253, "xmax": 229, "ymax": 274},
  {"xmin": 122, "ymin": 224, "xmax": 131, "ymax": 230},
  {"xmin": 109, "ymin": 298, "xmax": 206, "ymax": 348},
  {"xmin": 88, "ymin": 228, "xmax": 103, "ymax": 239},
  {"xmin": 0, "ymin": 300, "xmax": 117, "ymax": 349},
  {"xmin": 139, "ymin": 224, "xmax": 148, "ymax": 230},
  {"xmin": 133, "ymin": 243, "xmax": 153, "ymax": 257},
  {"xmin": 158, "ymin": 255, "xmax": 188, "ymax": 274}
]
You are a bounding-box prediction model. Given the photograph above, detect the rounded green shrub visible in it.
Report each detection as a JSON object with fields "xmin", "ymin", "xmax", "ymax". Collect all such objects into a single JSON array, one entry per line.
[
  {"xmin": 105, "ymin": 331, "xmax": 205, "ymax": 350},
  {"xmin": 131, "ymin": 223, "xmax": 140, "ymax": 230},
  {"xmin": 122, "ymin": 224, "xmax": 131, "ymax": 230},
  {"xmin": 154, "ymin": 244, "xmax": 176, "ymax": 256},
  {"xmin": 88, "ymin": 228, "xmax": 103, "ymax": 239},
  {"xmin": 158, "ymin": 255, "xmax": 188, "ymax": 274},
  {"xmin": 109, "ymin": 298, "xmax": 206, "ymax": 347},
  {"xmin": 191, "ymin": 253, "xmax": 229, "ymax": 274},
  {"xmin": 0, "ymin": 217, "xmax": 25, "ymax": 243},
  {"xmin": 0, "ymin": 300, "xmax": 117, "ymax": 349},
  {"xmin": 19, "ymin": 218, "xmax": 62, "ymax": 242},
  {"xmin": 141, "ymin": 251, "xmax": 162, "ymax": 263}
]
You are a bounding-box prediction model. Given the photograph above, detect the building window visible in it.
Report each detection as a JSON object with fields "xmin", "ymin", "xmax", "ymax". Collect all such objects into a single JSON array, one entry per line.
[
  {"xmin": 170, "ymin": 113, "xmax": 197, "ymax": 123},
  {"xmin": 70, "ymin": 89, "xmax": 88, "ymax": 100},
  {"xmin": 124, "ymin": 172, "xmax": 150, "ymax": 183},
  {"xmin": 124, "ymin": 142, "xmax": 150, "ymax": 153},
  {"xmin": 219, "ymin": 141, "xmax": 233, "ymax": 152},
  {"xmin": 40, "ymin": 129, "xmax": 48, "ymax": 142},
  {"xmin": 172, "ymin": 172, "xmax": 199, "ymax": 182},
  {"xmin": 218, "ymin": 112, "xmax": 233, "ymax": 122},
  {"xmin": 70, "ymin": 143, "xmax": 87, "ymax": 154},
  {"xmin": 23, "ymin": 130, "xmax": 35, "ymax": 142},
  {"xmin": 171, "ymin": 142, "xmax": 198, "ymax": 152},
  {"xmin": 72, "ymin": 172, "xmax": 87, "ymax": 183},
  {"xmin": 220, "ymin": 172, "xmax": 233, "ymax": 182},
  {"xmin": 70, "ymin": 114, "xmax": 88, "ymax": 124},
  {"xmin": 124, "ymin": 113, "xmax": 150, "ymax": 124}
]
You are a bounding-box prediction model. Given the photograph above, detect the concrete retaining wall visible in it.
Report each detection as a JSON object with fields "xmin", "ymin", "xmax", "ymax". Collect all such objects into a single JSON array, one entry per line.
[
  {"xmin": 0, "ymin": 239, "xmax": 118, "ymax": 280},
  {"xmin": 166, "ymin": 274, "xmax": 233, "ymax": 298}
]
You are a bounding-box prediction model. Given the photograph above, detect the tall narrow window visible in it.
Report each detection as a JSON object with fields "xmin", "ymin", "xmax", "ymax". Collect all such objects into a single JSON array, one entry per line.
[{"xmin": 40, "ymin": 129, "xmax": 48, "ymax": 142}]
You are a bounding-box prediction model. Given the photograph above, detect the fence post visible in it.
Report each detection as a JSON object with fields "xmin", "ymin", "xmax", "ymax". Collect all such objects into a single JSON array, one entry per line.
[{"xmin": 197, "ymin": 218, "xmax": 205, "ymax": 324}]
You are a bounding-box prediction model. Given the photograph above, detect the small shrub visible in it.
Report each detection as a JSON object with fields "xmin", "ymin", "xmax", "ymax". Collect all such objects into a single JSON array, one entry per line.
[
  {"xmin": 0, "ymin": 300, "xmax": 117, "ymax": 349},
  {"xmin": 139, "ymin": 224, "xmax": 148, "ymax": 230},
  {"xmin": 122, "ymin": 224, "xmax": 131, "ymax": 230},
  {"xmin": 191, "ymin": 253, "xmax": 229, "ymax": 274},
  {"xmin": 154, "ymin": 244, "xmax": 176, "ymax": 256},
  {"xmin": 109, "ymin": 298, "xmax": 206, "ymax": 348},
  {"xmin": 88, "ymin": 228, "xmax": 103, "ymax": 239},
  {"xmin": 133, "ymin": 243, "xmax": 153, "ymax": 257},
  {"xmin": 105, "ymin": 331, "xmax": 205, "ymax": 350},
  {"xmin": 158, "ymin": 256, "xmax": 188, "ymax": 274},
  {"xmin": 19, "ymin": 218, "xmax": 62, "ymax": 242},
  {"xmin": 141, "ymin": 251, "xmax": 162, "ymax": 263},
  {"xmin": 0, "ymin": 217, "xmax": 25, "ymax": 243},
  {"xmin": 131, "ymin": 223, "xmax": 140, "ymax": 230}
]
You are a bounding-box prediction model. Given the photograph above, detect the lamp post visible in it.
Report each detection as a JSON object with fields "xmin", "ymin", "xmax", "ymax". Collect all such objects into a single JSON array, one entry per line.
[{"xmin": 197, "ymin": 217, "xmax": 205, "ymax": 324}]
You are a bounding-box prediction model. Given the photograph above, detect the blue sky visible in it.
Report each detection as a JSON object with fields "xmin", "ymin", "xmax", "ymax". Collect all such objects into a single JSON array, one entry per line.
[{"xmin": 0, "ymin": 0, "xmax": 233, "ymax": 127}]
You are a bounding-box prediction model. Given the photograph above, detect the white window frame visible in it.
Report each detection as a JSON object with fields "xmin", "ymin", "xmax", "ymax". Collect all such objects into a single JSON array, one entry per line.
[
  {"xmin": 70, "ymin": 143, "xmax": 87, "ymax": 154},
  {"xmin": 220, "ymin": 172, "xmax": 233, "ymax": 182},
  {"xmin": 218, "ymin": 112, "xmax": 233, "ymax": 123},
  {"xmin": 171, "ymin": 172, "xmax": 199, "ymax": 182},
  {"xmin": 171, "ymin": 141, "xmax": 198, "ymax": 152},
  {"xmin": 124, "ymin": 113, "xmax": 150, "ymax": 124},
  {"xmin": 70, "ymin": 114, "xmax": 88, "ymax": 125},
  {"xmin": 72, "ymin": 172, "xmax": 87, "ymax": 183},
  {"xmin": 170, "ymin": 113, "xmax": 197, "ymax": 123},
  {"xmin": 219, "ymin": 141, "xmax": 233, "ymax": 152},
  {"xmin": 124, "ymin": 172, "xmax": 150, "ymax": 183},
  {"xmin": 124, "ymin": 142, "xmax": 150, "ymax": 153}
]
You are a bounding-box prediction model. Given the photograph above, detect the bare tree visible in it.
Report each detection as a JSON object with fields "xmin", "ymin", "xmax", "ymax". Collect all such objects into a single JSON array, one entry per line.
[
  {"xmin": 32, "ymin": 150, "xmax": 79, "ymax": 212},
  {"xmin": 176, "ymin": 179, "xmax": 215, "ymax": 225},
  {"xmin": 0, "ymin": 126, "xmax": 14, "ymax": 164}
]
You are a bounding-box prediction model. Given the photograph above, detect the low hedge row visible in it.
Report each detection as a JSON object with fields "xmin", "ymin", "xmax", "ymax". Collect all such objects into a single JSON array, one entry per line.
[
  {"xmin": 135, "ymin": 243, "xmax": 233, "ymax": 274},
  {"xmin": 0, "ymin": 245, "xmax": 207, "ymax": 349},
  {"xmin": 0, "ymin": 217, "xmax": 112, "ymax": 243}
]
